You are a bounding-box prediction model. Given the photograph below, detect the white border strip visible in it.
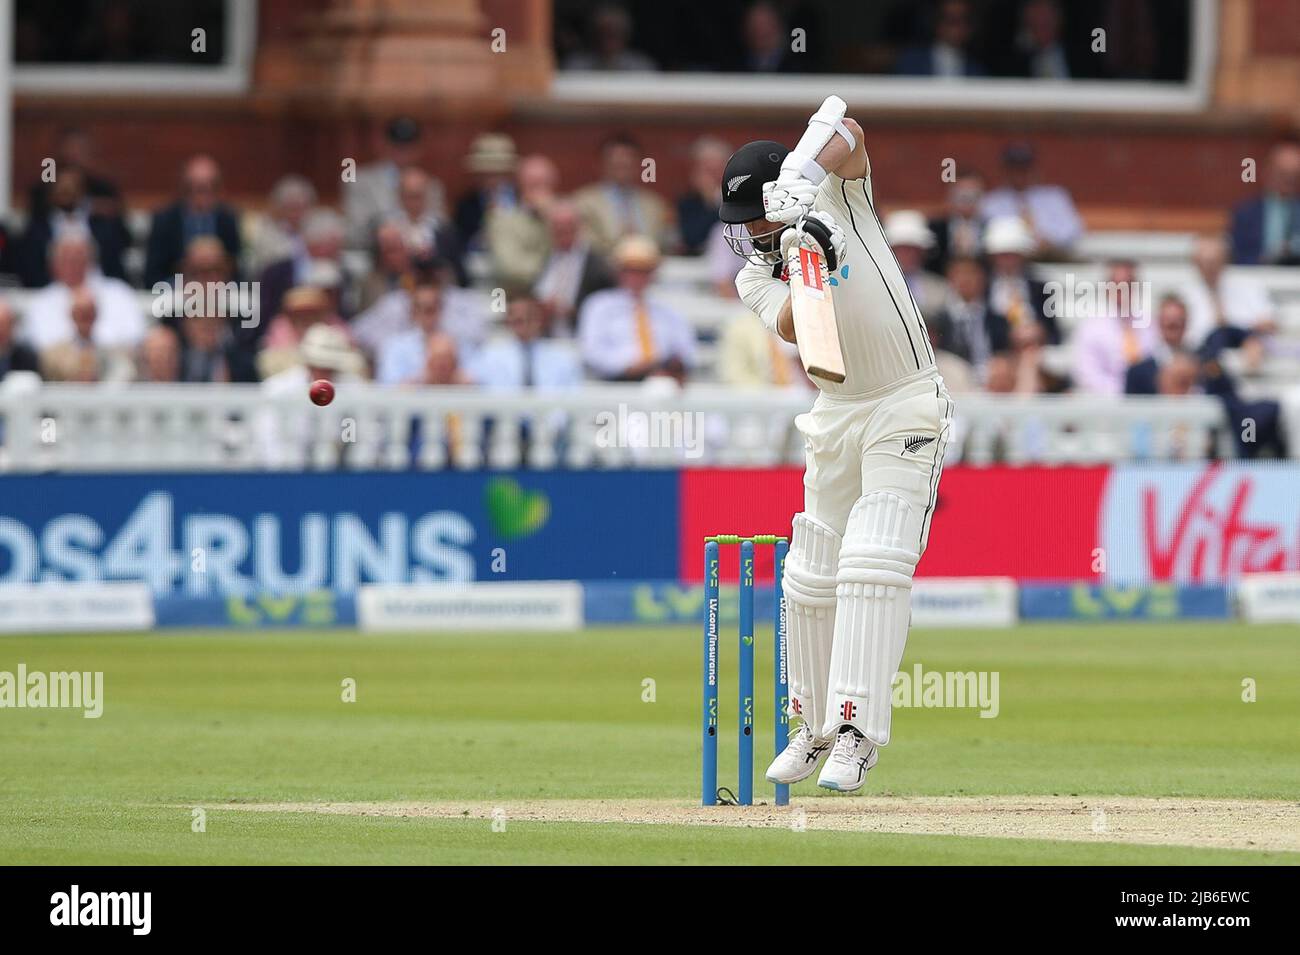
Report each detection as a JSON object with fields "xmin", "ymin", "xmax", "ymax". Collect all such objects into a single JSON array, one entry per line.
[
  {"xmin": 12, "ymin": 0, "xmax": 257, "ymax": 96},
  {"xmin": 552, "ymin": 0, "xmax": 1217, "ymax": 115}
]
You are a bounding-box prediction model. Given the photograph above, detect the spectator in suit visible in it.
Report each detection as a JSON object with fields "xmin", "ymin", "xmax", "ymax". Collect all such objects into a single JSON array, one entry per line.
[
  {"xmin": 135, "ymin": 326, "xmax": 182, "ymax": 383},
  {"xmin": 21, "ymin": 228, "xmax": 145, "ymax": 353},
  {"xmin": 741, "ymin": 2, "xmax": 806, "ymax": 73},
  {"xmin": 980, "ymin": 143, "xmax": 1083, "ymax": 256},
  {"xmin": 895, "ymin": 0, "xmax": 986, "ymax": 77},
  {"xmin": 1002, "ymin": 0, "xmax": 1075, "ymax": 79},
  {"xmin": 178, "ymin": 309, "xmax": 235, "ymax": 384},
  {"xmin": 578, "ymin": 236, "xmax": 694, "ymax": 383},
  {"xmin": 1229, "ymin": 141, "xmax": 1300, "ymax": 265},
  {"xmin": 1182, "ymin": 233, "xmax": 1277, "ymax": 348},
  {"xmin": 677, "ymin": 137, "xmax": 731, "ymax": 255},
  {"xmin": 928, "ymin": 172, "xmax": 985, "ymax": 273},
  {"xmin": 0, "ymin": 302, "xmax": 40, "ymax": 380},
  {"xmin": 1125, "ymin": 294, "xmax": 1194, "ymax": 395},
  {"xmin": 395, "ymin": 166, "xmax": 466, "ymax": 285},
  {"xmin": 930, "ymin": 255, "xmax": 1011, "ymax": 382},
  {"xmin": 534, "ymin": 200, "xmax": 614, "ymax": 335},
  {"xmin": 358, "ymin": 221, "xmax": 413, "ymax": 313},
  {"xmin": 1072, "ymin": 259, "xmax": 1156, "ymax": 395},
  {"xmin": 468, "ymin": 295, "xmax": 583, "ymax": 390},
  {"xmin": 420, "ymin": 333, "xmax": 472, "ymax": 386},
  {"xmin": 454, "ymin": 133, "xmax": 518, "ymax": 251},
  {"xmin": 562, "ymin": 4, "xmax": 657, "ymax": 71},
  {"xmin": 248, "ymin": 175, "xmax": 317, "ymax": 276},
  {"xmin": 884, "ymin": 211, "xmax": 947, "ymax": 321},
  {"xmin": 487, "ymin": 155, "xmax": 561, "ymax": 296},
  {"xmin": 258, "ymin": 208, "xmax": 353, "ymax": 326},
  {"xmin": 351, "ymin": 260, "xmax": 487, "ymax": 363},
  {"xmin": 144, "ymin": 155, "xmax": 241, "ymax": 288},
  {"xmin": 39, "ymin": 287, "xmax": 134, "ymax": 383},
  {"xmin": 344, "ymin": 116, "xmax": 446, "ymax": 248},
  {"xmin": 17, "ymin": 165, "xmax": 128, "ymax": 287},
  {"xmin": 26, "ymin": 128, "xmax": 122, "ymax": 239},
  {"xmin": 984, "ymin": 216, "xmax": 1059, "ymax": 345},
  {"xmin": 573, "ymin": 133, "xmax": 673, "ymax": 252}
]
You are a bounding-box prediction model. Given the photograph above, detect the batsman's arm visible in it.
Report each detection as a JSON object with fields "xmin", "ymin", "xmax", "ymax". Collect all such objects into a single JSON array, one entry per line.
[
  {"xmin": 817, "ymin": 116, "xmax": 868, "ymax": 181},
  {"xmin": 735, "ymin": 262, "xmax": 797, "ymax": 345}
]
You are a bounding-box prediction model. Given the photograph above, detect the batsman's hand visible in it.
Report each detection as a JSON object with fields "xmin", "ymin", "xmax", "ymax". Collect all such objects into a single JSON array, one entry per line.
[
  {"xmin": 780, "ymin": 210, "xmax": 847, "ymax": 273},
  {"xmin": 763, "ymin": 176, "xmax": 817, "ymax": 224}
]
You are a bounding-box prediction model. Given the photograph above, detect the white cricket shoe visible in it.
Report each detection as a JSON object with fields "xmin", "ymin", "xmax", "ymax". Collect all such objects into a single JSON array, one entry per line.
[
  {"xmin": 764, "ymin": 722, "xmax": 834, "ymax": 785},
  {"xmin": 816, "ymin": 727, "xmax": 878, "ymax": 792}
]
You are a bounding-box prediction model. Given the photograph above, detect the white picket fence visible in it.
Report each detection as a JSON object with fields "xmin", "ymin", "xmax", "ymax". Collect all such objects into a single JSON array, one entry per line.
[{"xmin": 0, "ymin": 382, "xmax": 1232, "ymax": 472}]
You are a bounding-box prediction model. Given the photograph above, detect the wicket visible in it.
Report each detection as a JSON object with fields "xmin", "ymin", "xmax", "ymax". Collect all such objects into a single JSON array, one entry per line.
[{"xmin": 701, "ymin": 534, "xmax": 790, "ymax": 806}]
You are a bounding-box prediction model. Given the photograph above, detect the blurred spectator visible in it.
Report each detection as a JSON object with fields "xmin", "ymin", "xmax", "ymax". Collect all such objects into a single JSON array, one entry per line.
[
  {"xmin": 984, "ymin": 216, "xmax": 1059, "ymax": 345},
  {"xmin": 358, "ymin": 221, "xmax": 413, "ymax": 313},
  {"xmin": 179, "ymin": 311, "xmax": 235, "ymax": 383},
  {"xmin": 375, "ymin": 280, "xmax": 445, "ymax": 386},
  {"xmin": 1155, "ymin": 350, "xmax": 1201, "ymax": 397},
  {"xmin": 563, "ymin": 4, "xmax": 657, "ymax": 71},
  {"xmin": 928, "ymin": 172, "xmax": 985, "ymax": 272},
  {"xmin": 1229, "ymin": 140, "xmax": 1300, "ymax": 265},
  {"xmin": 1071, "ymin": 259, "xmax": 1156, "ymax": 395},
  {"xmin": 28, "ymin": 127, "xmax": 121, "ymax": 221},
  {"xmin": 17, "ymin": 165, "xmax": 128, "ymax": 287},
  {"xmin": 707, "ymin": 221, "xmax": 744, "ymax": 296},
  {"xmin": 144, "ymin": 155, "xmax": 241, "ymax": 288},
  {"xmin": 883, "ymin": 211, "xmax": 946, "ymax": 320},
  {"xmin": 487, "ymin": 155, "xmax": 560, "ymax": 295},
  {"xmin": 741, "ymin": 2, "xmax": 804, "ymax": 73},
  {"xmin": 718, "ymin": 312, "xmax": 805, "ymax": 388},
  {"xmin": 980, "ymin": 143, "xmax": 1083, "ymax": 256},
  {"xmin": 468, "ymin": 296, "xmax": 583, "ymax": 390},
  {"xmin": 344, "ymin": 116, "xmax": 446, "ymax": 248},
  {"xmin": 39, "ymin": 287, "xmax": 133, "ymax": 383},
  {"xmin": 420, "ymin": 333, "xmax": 471, "ymax": 386},
  {"xmin": 1182, "ymin": 233, "xmax": 1277, "ymax": 347},
  {"xmin": 1003, "ymin": 0, "xmax": 1074, "ymax": 79},
  {"xmin": 895, "ymin": 0, "xmax": 986, "ymax": 77},
  {"xmin": 22, "ymin": 229, "xmax": 145, "ymax": 352},
  {"xmin": 1126, "ymin": 294, "xmax": 1193, "ymax": 395},
  {"xmin": 578, "ymin": 236, "xmax": 693, "ymax": 382},
  {"xmin": 259, "ymin": 208, "xmax": 352, "ymax": 324},
  {"xmin": 929, "ymin": 256, "xmax": 1010, "ymax": 382},
  {"xmin": 396, "ymin": 166, "xmax": 466, "ymax": 285},
  {"xmin": 455, "ymin": 133, "xmax": 519, "ymax": 250},
  {"xmin": 352, "ymin": 262, "xmax": 487, "ymax": 363},
  {"xmin": 258, "ymin": 286, "xmax": 351, "ymax": 380},
  {"xmin": 0, "ymin": 302, "xmax": 39, "ymax": 380},
  {"xmin": 248, "ymin": 175, "xmax": 317, "ymax": 275},
  {"xmin": 677, "ymin": 137, "xmax": 731, "ymax": 255},
  {"xmin": 573, "ymin": 133, "xmax": 673, "ymax": 252},
  {"xmin": 135, "ymin": 326, "xmax": 182, "ymax": 383},
  {"xmin": 533, "ymin": 200, "xmax": 614, "ymax": 334}
]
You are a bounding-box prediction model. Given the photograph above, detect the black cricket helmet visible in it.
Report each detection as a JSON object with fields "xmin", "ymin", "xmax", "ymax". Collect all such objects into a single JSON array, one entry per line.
[{"xmin": 719, "ymin": 140, "xmax": 790, "ymax": 266}]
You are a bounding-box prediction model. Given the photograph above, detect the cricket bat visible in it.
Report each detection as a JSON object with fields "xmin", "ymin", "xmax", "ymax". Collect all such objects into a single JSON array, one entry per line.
[{"xmin": 787, "ymin": 243, "xmax": 846, "ymax": 383}]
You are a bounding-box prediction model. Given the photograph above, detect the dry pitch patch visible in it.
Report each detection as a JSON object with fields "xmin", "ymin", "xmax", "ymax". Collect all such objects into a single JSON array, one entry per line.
[{"xmin": 226, "ymin": 796, "xmax": 1300, "ymax": 853}]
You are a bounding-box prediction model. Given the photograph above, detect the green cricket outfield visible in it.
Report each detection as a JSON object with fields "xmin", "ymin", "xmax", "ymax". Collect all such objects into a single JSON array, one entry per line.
[{"xmin": 0, "ymin": 623, "xmax": 1297, "ymax": 865}]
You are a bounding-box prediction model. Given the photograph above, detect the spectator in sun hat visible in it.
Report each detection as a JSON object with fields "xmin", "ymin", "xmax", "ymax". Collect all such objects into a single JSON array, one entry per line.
[
  {"xmin": 258, "ymin": 285, "xmax": 352, "ymax": 380},
  {"xmin": 884, "ymin": 211, "xmax": 946, "ymax": 321},
  {"xmin": 983, "ymin": 215, "xmax": 1058, "ymax": 346},
  {"xmin": 455, "ymin": 132, "xmax": 519, "ymax": 250}
]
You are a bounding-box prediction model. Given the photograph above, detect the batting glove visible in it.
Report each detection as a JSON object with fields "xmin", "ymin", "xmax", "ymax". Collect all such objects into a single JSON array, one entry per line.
[
  {"xmin": 779, "ymin": 210, "xmax": 847, "ymax": 273},
  {"xmin": 763, "ymin": 176, "xmax": 818, "ymax": 225}
]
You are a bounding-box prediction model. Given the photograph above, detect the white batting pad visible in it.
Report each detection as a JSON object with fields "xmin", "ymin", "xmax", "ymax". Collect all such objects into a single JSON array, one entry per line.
[
  {"xmin": 781, "ymin": 512, "xmax": 840, "ymax": 737},
  {"xmin": 823, "ymin": 491, "xmax": 921, "ymax": 745}
]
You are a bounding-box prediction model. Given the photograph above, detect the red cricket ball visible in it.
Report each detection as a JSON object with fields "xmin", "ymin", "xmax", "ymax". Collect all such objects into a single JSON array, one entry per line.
[{"xmin": 309, "ymin": 378, "xmax": 335, "ymax": 406}]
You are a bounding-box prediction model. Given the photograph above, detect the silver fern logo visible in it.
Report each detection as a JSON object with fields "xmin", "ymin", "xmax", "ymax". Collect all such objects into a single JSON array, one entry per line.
[{"xmin": 726, "ymin": 174, "xmax": 751, "ymax": 195}]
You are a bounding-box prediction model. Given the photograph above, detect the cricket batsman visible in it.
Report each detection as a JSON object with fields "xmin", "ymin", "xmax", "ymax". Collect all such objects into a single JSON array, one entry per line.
[{"xmin": 720, "ymin": 96, "xmax": 953, "ymax": 791}]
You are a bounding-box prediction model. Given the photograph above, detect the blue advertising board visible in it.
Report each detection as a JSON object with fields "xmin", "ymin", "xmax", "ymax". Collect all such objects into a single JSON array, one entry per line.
[{"xmin": 0, "ymin": 471, "xmax": 679, "ymax": 596}]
